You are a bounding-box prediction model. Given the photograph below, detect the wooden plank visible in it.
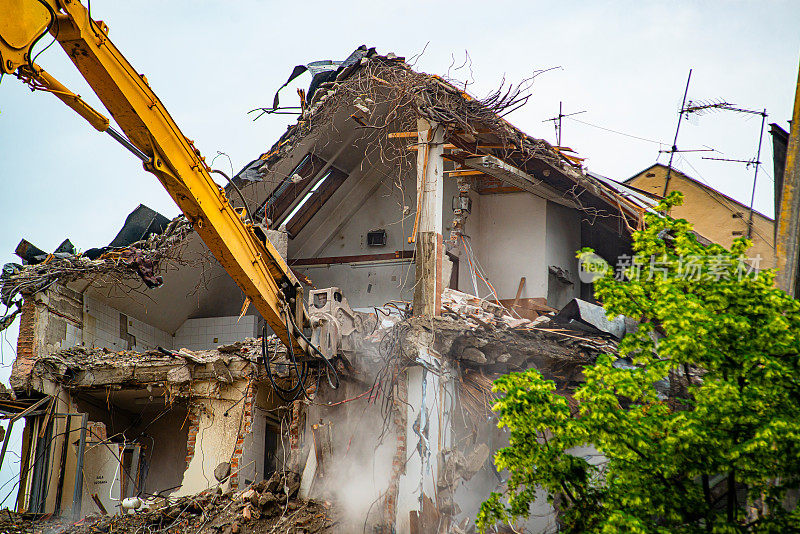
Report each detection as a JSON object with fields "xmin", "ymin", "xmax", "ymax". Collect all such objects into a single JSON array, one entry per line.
[
  {"xmin": 91, "ymin": 493, "xmax": 108, "ymax": 515},
  {"xmin": 71, "ymin": 413, "xmax": 88, "ymax": 521},
  {"xmin": 513, "ymin": 277, "xmax": 526, "ymax": 309},
  {"xmin": 475, "ymin": 185, "xmax": 524, "ymax": 195},
  {"xmin": 0, "ymin": 419, "xmax": 14, "ymax": 471},
  {"xmin": 444, "ymin": 170, "xmax": 485, "ymax": 176},
  {"xmin": 38, "ymin": 396, "xmax": 57, "ymax": 439},
  {"xmin": 409, "ymin": 511, "xmax": 420, "ymax": 534},
  {"xmin": 10, "ymin": 396, "xmax": 51, "ymax": 424},
  {"xmin": 388, "ymin": 131, "xmax": 418, "ymax": 138},
  {"xmin": 407, "ymin": 143, "xmax": 457, "ymax": 151},
  {"xmin": 291, "ymin": 250, "xmax": 414, "ymax": 267},
  {"xmin": 499, "ymin": 297, "xmax": 556, "ymax": 321},
  {"xmin": 54, "ymin": 415, "xmax": 72, "ymax": 514}
]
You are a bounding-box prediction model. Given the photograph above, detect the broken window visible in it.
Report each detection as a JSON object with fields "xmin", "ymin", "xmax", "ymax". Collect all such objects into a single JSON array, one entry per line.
[
  {"xmin": 284, "ymin": 167, "xmax": 348, "ymax": 238},
  {"xmin": 256, "ymin": 154, "xmax": 328, "ymax": 223}
]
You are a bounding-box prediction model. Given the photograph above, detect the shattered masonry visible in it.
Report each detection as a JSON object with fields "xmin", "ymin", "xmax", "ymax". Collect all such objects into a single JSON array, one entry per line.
[{"xmin": 1, "ymin": 45, "xmax": 659, "ymax": 533}]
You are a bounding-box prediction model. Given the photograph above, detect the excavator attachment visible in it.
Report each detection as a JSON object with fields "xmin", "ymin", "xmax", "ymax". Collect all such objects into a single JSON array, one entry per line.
[
  {"xmin": 0, "ymin": 0, "xmax": 53, "ymax": 74},
  {"xmin": 0, "ymin": 0, "xmax": 317, "ymax": 362}
]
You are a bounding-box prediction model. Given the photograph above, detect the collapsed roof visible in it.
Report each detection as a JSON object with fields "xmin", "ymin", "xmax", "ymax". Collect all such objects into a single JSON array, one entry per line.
[{"xmin": 234, "ymin": 45, "xmax": 652, "ymax": 233}]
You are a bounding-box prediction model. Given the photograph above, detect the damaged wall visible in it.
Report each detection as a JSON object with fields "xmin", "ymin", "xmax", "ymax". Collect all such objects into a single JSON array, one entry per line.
[
  {"xmin": 176, "ymin": 380, "xmax": 255, "ymax": 496},
  {"xmin": 546, "ymin": 201, "xmax": 582, "ymax": 309},
  {"xmin": 12, "ymin": 285, "xmax": 82, "ymax": 390},
  {"xmin": 290, "ymin": 160, "xmax": 416, "ymax": 309}
]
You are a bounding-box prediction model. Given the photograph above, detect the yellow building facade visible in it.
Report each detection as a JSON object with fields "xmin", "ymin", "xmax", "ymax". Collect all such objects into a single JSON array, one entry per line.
[{"xmin": 626, "ymin": 164, "xmax": 775, "ymax": 269}]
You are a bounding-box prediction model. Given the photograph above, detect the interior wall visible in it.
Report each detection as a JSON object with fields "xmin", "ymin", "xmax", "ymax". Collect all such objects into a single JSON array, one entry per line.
[
  {"xmin": 456, "ymin": 190, "xmax": 483, "ymax": 296},
  {"xmin": 290, "ymin": 164, "xmax": 416, "ymax": 309},
  {"xmin": 176, "ymin": 381, "xmax": 250, "ymax": 497},
  {"xmin": 173, "ymin": 316, "xmax": 258, "ymax": 351},
  {"xmin": 296, "ymin": 262, "xmax": 414, "ymax": 309},
  {"xmin": 473, "ymin": 192, "xmax": 548, "ymax": 301},
  {"xmin": 141, "ymin": 406, "xmax": 189, "ymax": 497},
  {"xmin": 545, "ymin": 201, "xmax": 582, "ymax": 309},
  {"xmin": 84, "ymin": 296, "xmax": 172, "ymax": 351}
]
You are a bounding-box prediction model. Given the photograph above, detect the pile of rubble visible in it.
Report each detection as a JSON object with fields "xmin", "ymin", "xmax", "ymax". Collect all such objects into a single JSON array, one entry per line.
[
  {"xmin": 441, "ymin": 288, "xmax": 552, "ymax": 329},
  {"xmin": 0, "ymin": 472, "xmax": 334, "ymax": 534}
]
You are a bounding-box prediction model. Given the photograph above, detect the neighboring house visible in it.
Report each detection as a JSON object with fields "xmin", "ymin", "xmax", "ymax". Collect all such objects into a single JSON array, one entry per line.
[
  {"xmin": 626, "ymin": 163, "xmax": 775, "ymax": 268},
  {"xmin": 0, "ymin": 46, "xmax": 649, "ymax": 532}
]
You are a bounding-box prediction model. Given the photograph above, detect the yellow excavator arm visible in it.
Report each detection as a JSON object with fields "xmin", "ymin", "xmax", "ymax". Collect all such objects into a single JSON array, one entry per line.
[{"xmin": 0, "ymin": 0, "xmax": 310, "ymax": 355}]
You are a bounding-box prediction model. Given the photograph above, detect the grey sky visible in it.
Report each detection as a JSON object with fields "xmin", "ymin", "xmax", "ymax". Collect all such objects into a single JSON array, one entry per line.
[{"xmin": 0, "ymin": 0, "xmax": 798, "ymax": 500}]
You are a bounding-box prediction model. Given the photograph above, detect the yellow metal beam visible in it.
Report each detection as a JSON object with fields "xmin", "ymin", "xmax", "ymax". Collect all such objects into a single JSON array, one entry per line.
[{"xmin": 3, "ymin": 1, "xmax": 307, "ymax": 353}]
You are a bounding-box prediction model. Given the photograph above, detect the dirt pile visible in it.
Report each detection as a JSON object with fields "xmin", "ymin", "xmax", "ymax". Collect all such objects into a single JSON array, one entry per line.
[{"xmin": 1, "ymin": 472, "xmax": 335, "ymax": 534}]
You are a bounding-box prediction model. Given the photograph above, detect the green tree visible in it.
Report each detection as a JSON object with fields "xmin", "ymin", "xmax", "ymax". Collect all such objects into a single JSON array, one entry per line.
[{"xmin": 478, "ymin": 192, "xmax": 800, "ymax": 533}]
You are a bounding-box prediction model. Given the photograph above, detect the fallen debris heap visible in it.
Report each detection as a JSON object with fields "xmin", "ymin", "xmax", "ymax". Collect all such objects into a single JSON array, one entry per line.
[{"xmin": 1, "ymin": 471, "xmax": 334, "ymax": 534}]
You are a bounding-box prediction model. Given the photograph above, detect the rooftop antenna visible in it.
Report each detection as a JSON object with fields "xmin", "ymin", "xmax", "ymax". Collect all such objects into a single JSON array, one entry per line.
[
  {"xmin": 690, "ymin": 104, "xmax": 768, "ymax": 238},
  {"xmin": 543, "ymin": 101, "xmax": 585, "ymax": 147},
  {"xmin": 662, "ymin": 69, "xmax": 693, "ymax": 197}
]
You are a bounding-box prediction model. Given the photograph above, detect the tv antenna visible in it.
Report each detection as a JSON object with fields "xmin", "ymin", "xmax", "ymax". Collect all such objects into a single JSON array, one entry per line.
[
  {"xmin": 662, "ymin": 69, "xmax": 693, "ymax": 197},
  {"xmin": 688, "ymin": 104, "xmax": 768, "ymax": 239},
  {"xmin": 543, "ymin": 101, "xmax": 586, "ymax": 147}
]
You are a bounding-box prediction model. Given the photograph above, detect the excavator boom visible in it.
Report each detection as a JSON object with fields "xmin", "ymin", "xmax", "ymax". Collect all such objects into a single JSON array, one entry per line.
[{"xmin": 0, "ymin": 0, "xmax": 309, "ymax": 354}]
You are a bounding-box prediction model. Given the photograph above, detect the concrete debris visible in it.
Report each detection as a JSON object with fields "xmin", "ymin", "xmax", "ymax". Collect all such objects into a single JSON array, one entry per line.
[
  {"xmin": 442, "ymin": 288, "xmax": 552, "ymax": 330},
  {"xmin": 401, "ymin": 314, "xmax": 616, "ymax": 380},
  {"xmin": 25, "ymin": 336, "xmax": 292, "ymax": 391},
  {"xmin": 167, "ymin": 364, "xmax": 193, "ymax": 384},
  {"xmin": 0, "ymin": 472, "xmax": 334, "ymax": 534},
  {"xmin": 1, "ymin": 215, "xmax": 191, "ymax": 307}
]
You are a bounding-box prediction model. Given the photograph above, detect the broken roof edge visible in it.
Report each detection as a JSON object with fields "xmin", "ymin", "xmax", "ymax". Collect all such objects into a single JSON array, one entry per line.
[
  {"xmin": 235, "ymin": 46, "xmax": 647, "ymax": 227},
  {"xmin": 1, "ymin": 214, "xmax": 193, "ymax": 314}
]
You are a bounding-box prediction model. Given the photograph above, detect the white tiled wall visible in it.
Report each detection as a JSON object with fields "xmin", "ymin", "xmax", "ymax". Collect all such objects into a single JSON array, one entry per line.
[
  {"xmin": 63, "ymin": 323, "xmax": 82, "ymax": 350},
  {"xmin": 83, "ymin": 297, "xmax": 257, "ymax": 352},
  {"xmin": 84, "ymin": 297, "xmax": 171, "ymax": 351},
  {"xmin": 84, "ymin": 296, "xmax": 126, "ymax": 350},
  {"xmin": 128, "ymin": 315, "xmax": 173, "ymax": 351},
  {"xmin": 173, "ymin": 315, "xmax": 258, "ymax": 351}
]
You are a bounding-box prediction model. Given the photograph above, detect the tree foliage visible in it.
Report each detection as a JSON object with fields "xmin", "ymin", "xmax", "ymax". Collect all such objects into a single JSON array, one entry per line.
[{"xmin": 478, "ymin": 192, "xmax": 800, "ymax": 533}]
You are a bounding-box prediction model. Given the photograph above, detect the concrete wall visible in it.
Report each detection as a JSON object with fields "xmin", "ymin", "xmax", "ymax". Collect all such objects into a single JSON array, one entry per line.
[
  {"xmin": 545, "ymin": 201, "xmax": 582, "ymax": 309},
  {"xmin": 396, "ymin": 360, "xmax": 455, "ymax": 533},
  {"xmin": 457, "ymin": 192, "xmax": 548, "ymax": 300},
  {"xmin": 176, "ymin": 380, "xmax": 254, "ymax": 496},
  {"xmin": 291, "ymin": 164, "xmax": 416, "ymax": 309},
  {"xmin": 628, "ymin": 165, "xmax": 775, "ymax": 268}
]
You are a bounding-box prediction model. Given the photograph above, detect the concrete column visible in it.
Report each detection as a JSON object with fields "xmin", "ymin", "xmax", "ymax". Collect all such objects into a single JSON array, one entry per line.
[{"xmin": 413, "ymin": 119, "xmax": 445, "ymax": 317}]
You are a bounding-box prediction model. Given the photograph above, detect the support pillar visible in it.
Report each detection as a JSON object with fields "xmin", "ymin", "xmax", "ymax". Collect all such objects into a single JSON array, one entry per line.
[{"xmin": 413, "ymin": 119, "xmax": 445, "ymax": 317}]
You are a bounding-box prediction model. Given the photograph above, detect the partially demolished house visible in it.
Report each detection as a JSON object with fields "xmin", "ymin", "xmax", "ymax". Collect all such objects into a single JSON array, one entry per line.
[{"xmin": 0, "ymin": 46, "xmax": 653, "ymax": 532}]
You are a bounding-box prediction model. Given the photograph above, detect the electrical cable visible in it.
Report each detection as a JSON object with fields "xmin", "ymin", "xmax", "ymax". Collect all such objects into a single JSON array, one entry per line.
[
  {"xmin": 209, "ymin": 169, "xmax": 256, "ymax": 225},
  {"xmin": 262, "ymin": 324, "xmax": 307, "ymax": 402},
  {"xmin": 28, "ymin": 0, "xmax": 57, "ymax": 71},
  {"xmin": 285, "ymin": 306, "xmax": 340, "ymax": 390}
]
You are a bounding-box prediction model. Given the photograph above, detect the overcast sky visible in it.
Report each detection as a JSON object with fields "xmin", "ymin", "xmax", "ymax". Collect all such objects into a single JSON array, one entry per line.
[{"xmin": 0, "ymin": 0, "xmax": 798, "ymax": 500}]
